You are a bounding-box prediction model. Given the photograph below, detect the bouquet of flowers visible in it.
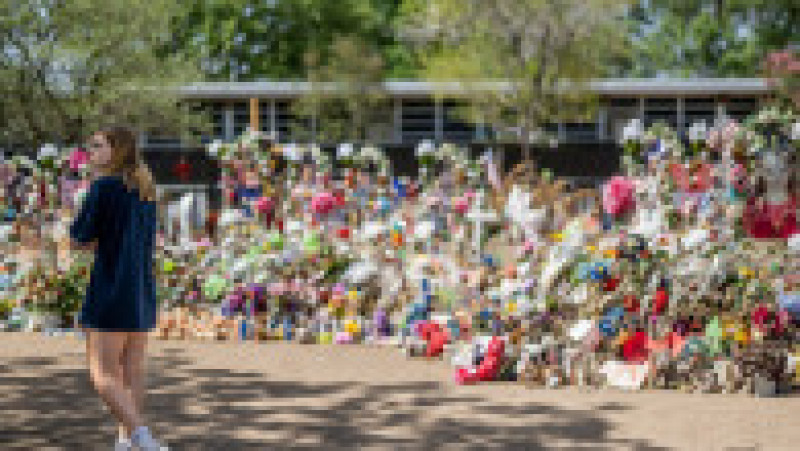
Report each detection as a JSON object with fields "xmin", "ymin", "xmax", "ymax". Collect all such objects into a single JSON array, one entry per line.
[
  {"xmin": 620, "ymin": 119, "xmax": 645, "ymax": 164},
  {"xmin": 687, "ymin": 121, "xmax": 709, "ymax": 156},
  {"xmin": 337, "ymin": 143, "xmax": 356, "ymax": 168},
  {"xmin": 415, "ymin": 140, "xmax": 437, "ymax": 168}
]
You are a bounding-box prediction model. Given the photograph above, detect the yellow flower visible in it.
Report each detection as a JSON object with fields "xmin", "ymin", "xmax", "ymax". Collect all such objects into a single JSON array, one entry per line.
[
  {"xmin": 587, "ymin": 245, "xmax": 597, "ymax": 253},
  {"xmin": 345, "ymin": 320, "xmax": 360, "ymax": 334},
  {"xmin": 551, "ymin": 233, "xmax": 563, "ymax": 242},
  {"xmin": 738, "ymin": 267, "xmax": 753, "ymax": 279}
]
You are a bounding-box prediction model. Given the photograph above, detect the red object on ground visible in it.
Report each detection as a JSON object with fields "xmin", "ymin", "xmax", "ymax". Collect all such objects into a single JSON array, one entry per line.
[
  {"xmin": 336, "ymin": 227, "xmax": 351, "ymax": 240},
  {"xmin": 622, "ymin": 330, "xmax": 649, "ymax": 363},
  {"xmin": 454, "ymin": 337, "xmax": 505, "ymax": 385},
  {"xmin": 415, "ymin": 321, "xmax": 450, "ymax": 358}
]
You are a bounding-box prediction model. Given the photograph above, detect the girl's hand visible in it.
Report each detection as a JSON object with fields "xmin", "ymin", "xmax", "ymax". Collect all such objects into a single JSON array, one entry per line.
[{"xmin": 70, "ymin": 239, "xmax": 97, "ymax": 252}]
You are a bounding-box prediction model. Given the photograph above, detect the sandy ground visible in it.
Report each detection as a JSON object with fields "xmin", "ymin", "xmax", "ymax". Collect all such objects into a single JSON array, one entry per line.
[{"xmin": 1, "ymin": 332, "xmax": 798, "ymax": 450}]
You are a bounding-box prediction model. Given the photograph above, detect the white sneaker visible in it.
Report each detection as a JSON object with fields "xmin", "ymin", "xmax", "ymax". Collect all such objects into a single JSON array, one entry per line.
[
  {"xmin": 130, "ymin": 426, "xmax": 169, "ymax": 451},
  {"xmin": 114, "ymin": 438, "xmax": 132, "ymax": 451}
]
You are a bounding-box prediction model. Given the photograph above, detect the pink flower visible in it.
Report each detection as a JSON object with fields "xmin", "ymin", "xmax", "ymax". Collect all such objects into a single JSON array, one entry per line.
[
  {"xmin": 67, "ymin": 149, "xmax": 89, "ymax": 171},
  {"xmin": 310, "ymin": 192, "xmax": 335, "ymax": 215},
  {"xmin": 255, "ymin": 196, "xmax": 274, "ymax": 213},
  {"xmin": 602, "ymin": 176, "xmax": 635, "ymax": 216},
  {"xmin": 453, "ymin": 196, "xmax": 470, "ymax": 215}
]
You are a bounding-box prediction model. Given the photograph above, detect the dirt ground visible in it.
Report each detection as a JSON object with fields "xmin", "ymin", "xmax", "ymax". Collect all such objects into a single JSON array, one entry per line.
[{"xmin": 1, "ymin": 332, "xmax": 798, "ymax": 450}]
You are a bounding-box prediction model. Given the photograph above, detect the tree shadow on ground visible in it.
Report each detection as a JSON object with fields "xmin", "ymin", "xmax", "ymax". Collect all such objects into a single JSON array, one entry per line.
[{"xmin": 1, "ymin": 348, "xmax": 669, "ymax": 450}]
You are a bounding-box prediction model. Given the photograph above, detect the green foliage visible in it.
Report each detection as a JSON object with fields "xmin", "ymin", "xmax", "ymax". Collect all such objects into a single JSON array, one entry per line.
[
  {"xmin": 170, "ymin": 0, "xmax": 416, "ymax": 81},
  {"xmin": 626, "ymin": 0, "xmax": 798, "ymax": 77},
  {"xmin": 292, "ymin": 35, "xmax": 393, "ymax": 144},
  {"xmin": 1, "ymin": 0, "xmax": 211, "ymax": 149},
  {"xmin": 399, "ymin": 0, "xmax": 630, "ymax": 154}
]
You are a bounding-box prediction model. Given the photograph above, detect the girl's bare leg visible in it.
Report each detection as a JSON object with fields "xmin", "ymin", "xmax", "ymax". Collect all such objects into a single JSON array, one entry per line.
[
  {"xmin": 87, "ymin": 330, "xmax": 145, "ymax": 438},
  {"xmin": 118, "ymin": 332, "xmax": 147, "ymax": 439}
]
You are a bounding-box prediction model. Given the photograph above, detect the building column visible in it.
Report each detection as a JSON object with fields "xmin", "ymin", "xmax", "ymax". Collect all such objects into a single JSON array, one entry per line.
[
  {"xmin": 270, "ymin": 99, "xmax": 277, "ymax": 140},
  {"xmin": 715, "ymin": 100, "xmax": 727, "ymax": 127},
  {"xmin": 476, "ymin": 115, "xmax": 487, "ymax": 142},
  {"xmin": 434, "ymin": 97, "xmax": 443, "ymax": 143},
  {"xmin": 394, "ymin": 98, "xmax": 402, "ymax": 144},
  {"xmin": 224, "ymin": 103, "xmax": 235, "ymax": 142},
  {"xmin": 597, "ymin": 103, "xmax": 607, "ymax": 141},
  {"xmin": 638, "ymin": 97, "xmax": 646, "ymax": 125},
  {"xmin": 249, "ymin": 97, "xmax": 260, "ymax": 132}
]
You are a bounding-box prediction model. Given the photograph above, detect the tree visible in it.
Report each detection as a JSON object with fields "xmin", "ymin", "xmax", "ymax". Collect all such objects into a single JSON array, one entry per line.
[
  {"xmin": 626, "ymin": 0, "xmax": 799, "ymax": 77},
  {"xmin": 1, "ymin": 0, "xmax": 211, "ymax": 150},
  {"xmin": 169, "ymin": 0, "xmax": 419, "ymax": 81},
  {"xmin": 398, "ymin": 0, "xmax": 630, "ymax": 160},
  {"xmin": 292, "ymin": 35, "xmax": 392, "ymax": 145},
  {"xmin": 763, "ymin": 48, "xmax": 800, "ymax": 109}
]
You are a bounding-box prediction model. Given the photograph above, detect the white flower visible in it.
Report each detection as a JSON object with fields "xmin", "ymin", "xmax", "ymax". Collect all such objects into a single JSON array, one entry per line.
[
  {"xmin": 38, "ymin": 143, "xmax": 58, "ymax": 160},
  {"xmin": 415, "ymin": 140, "xmax": 435, "ymax": 157},
  {"xmin": 792, "ymin": 122, "xmax": 800, "ymax": 141},
  {"xmin": 208, "ymin": 139, "xmax": 223, "ymax": 157},
  {"xmin": 688, "ymin": 121, "xmax": 708, "ymax": 142},
  {"xmin": 359, "ymin": 146, "xmax": 382, "ymax": 163},
  {"xmin": 622, "ymin": 119, "xmax": 644, "ymax": 143},
  {"xmin": 283, "ymin": 144, "xmax": 303, "ymax": 162},
  {"xmin": 337, "ymin": 143, "xmax": 354, "ymax": 159}
]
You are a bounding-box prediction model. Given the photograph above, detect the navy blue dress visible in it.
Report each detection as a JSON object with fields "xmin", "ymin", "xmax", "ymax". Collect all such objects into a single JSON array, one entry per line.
[{"xmin": 69, "ymin": 175, "xmax": 158, "ymax": 332}]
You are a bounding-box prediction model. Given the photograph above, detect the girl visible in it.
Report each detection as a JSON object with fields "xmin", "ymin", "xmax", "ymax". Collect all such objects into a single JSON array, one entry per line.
[{"xmin": 69, "ymin": 127, "xmax": 167, "ymax": 450}]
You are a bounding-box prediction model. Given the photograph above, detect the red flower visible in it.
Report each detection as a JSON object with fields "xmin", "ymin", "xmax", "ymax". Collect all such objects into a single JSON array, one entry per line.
[{"xmin": 653, "ymin": 288, "xmax": 668, "ymax": 315}]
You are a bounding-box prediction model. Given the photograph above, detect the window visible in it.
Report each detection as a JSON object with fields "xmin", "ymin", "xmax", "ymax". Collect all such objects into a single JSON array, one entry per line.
[
  {"xmin": 258, "ymin": 100, "xmax": 273, "ymax": 135},
  {"xmin": 190, "ymin": 101, "xmax": 226, "ymax": 143},
  {"xmin": 401, "ymin": 98, "xmax": 436, "ymax": 143},
  {"xmin": 563, "ymin": 122, "xmax": 598, "ymax": 143},
  {"xmin": 725, "ymin": 97, "xmax": 758, "ymax": 123},
  {"xmin": 232, "ymin": 101, "xmax": 249, "ymax": 139},
  {"xmin": 275, "ymin": 100, "xmax": 311, "ymax": 143},
  {"xmin": 683, "ymin": 97, "xmax": 715, "ymax": 131},
  {"xmin": 442, "ymin": 100, "xmax": 476, "ymax": 143},
  {"xmin": 644, "ymin": 97, "xmax": 677, "ymax": 129}
]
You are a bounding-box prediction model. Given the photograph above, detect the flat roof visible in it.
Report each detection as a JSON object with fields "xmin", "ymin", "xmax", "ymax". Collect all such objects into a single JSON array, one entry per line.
[{"xmin": 176, "ymin": 78, "xmax": 772, "ymax": 99}]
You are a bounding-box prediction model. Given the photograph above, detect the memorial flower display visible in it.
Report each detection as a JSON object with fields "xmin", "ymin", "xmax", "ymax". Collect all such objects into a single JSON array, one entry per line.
[{"xmin": 3, "ymin": 106, "xmax": 798, "ymax": 396}]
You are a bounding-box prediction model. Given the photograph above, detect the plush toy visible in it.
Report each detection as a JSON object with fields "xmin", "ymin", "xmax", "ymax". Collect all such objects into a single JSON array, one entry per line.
[
  {"xmin": 455, "ymin": 336, "xmax": 505, "ymax": 385},
  {"xmin": 415, "ymin": 320, "xmax": 450, "ymax": 358}
]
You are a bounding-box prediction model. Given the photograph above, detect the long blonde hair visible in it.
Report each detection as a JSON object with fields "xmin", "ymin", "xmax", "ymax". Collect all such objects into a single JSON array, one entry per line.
[{"xmin": 95, "ymin": 127, "xmax": 157, "ymax": 203}]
